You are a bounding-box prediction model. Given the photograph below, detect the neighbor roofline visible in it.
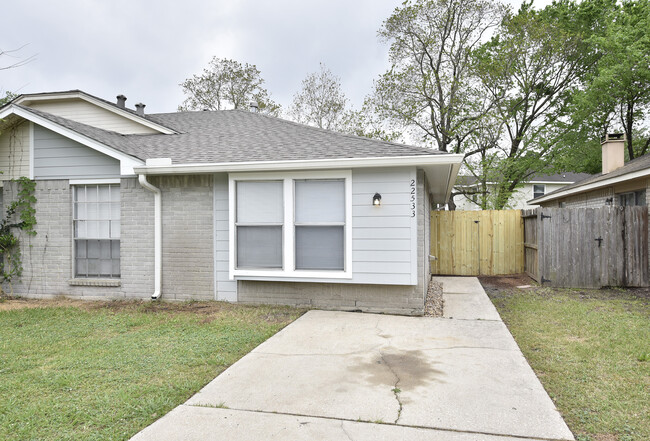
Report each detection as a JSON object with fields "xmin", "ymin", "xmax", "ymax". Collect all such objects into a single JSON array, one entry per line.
[
  {"xmin": 529, "ymin": 168, "xmax": 650, "ymax": 204},
  {"xmin": 133, "ymin": 154, "xmax": 465, "ymax": 175},
  {"xmin": 455, "ymin": 180, "xmax": 579, "ymax": 188},
  {"xmin": 12, "ymin": 90, "xmax": 178, "ymax": 135}
]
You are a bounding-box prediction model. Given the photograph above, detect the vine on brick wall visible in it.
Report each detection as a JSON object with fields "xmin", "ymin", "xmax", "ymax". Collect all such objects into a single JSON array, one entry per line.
[{"xmin": 0, "ymin": 176, "xmax": 37, "ymax": 295}]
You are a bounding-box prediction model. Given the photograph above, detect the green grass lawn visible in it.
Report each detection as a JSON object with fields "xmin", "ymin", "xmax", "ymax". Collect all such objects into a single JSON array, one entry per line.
[
  {"xmin": 486, "ymin": 282, "xmax": 649, "ymax": 441},
  {"xmin": 0, "ymin": 299, "xmax": 304, "ymax": 441}
]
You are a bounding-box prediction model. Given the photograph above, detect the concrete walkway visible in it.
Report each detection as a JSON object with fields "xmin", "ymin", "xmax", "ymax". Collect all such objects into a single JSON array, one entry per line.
[{"xmin": 131, "ymin": 277, "xmax": 574, "ymax": 441}]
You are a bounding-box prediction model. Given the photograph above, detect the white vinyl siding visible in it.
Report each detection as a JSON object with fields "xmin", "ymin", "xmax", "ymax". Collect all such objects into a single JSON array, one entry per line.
[
  {"xmin": 33, "ymin": 125, "xmax": 120, "ymax": 179},
  {"xmin": 350, "ymin": 168, "xmax": 417, "ymax": 285},
  {"xmin": 214, "ymin": 174, "xmax": 237, "ymax": 301},
  {"xmin": 28, "ymin": 100, "xmax": 158, "ymax": 134}
]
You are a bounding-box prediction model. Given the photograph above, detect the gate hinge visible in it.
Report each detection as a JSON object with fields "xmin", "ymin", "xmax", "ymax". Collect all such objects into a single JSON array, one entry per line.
[
  {"xmin": 541, "ymin": 276, "xmax": 552, "ymax": 284},
  {"xmin": 541, "ymin": 213, "xmax": 552, "ymax": 220}
]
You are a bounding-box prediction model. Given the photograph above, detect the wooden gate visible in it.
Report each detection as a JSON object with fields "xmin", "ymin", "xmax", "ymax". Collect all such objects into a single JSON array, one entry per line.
[
  {"xmin": 523, "ymin": 207, "xmax": 648, "ymax": 288},
  {"xmin": 430, "ymin": 210, "xmax": 524, "ymax": 276}
]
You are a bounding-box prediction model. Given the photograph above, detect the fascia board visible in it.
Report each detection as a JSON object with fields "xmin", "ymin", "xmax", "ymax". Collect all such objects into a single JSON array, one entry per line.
[{"xmin": 134, "ymin": 154, "xmax": 465, "ymax": 175}]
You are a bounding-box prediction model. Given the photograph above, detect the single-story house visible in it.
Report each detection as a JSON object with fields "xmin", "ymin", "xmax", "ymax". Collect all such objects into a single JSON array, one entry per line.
[
  {"xmin": 454, "ymin": 172, "xmax": 591, "ymax": 210},
  {"xmin": 530, "ymin": 134, "xmax": 648, "ymax": 208},
  {"xmin": 0, "ymin": 90, "xmax": 463, "ymax": 315}
]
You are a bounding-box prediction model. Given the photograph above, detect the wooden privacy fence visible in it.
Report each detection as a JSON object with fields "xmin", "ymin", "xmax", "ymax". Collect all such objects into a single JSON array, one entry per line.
[
  {"xmin": 430, "ymin": 210, "xmax": 524, "ymax": 276},
  {"xmin": 523, "ymin": 207, "xmax": 648, "ymax": 288}
]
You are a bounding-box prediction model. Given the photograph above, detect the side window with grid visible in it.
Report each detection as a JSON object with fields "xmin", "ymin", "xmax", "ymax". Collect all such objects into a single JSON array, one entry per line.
[{"xmin": 73, "ymin": 185, "xmax": 120, "ymax": 278}]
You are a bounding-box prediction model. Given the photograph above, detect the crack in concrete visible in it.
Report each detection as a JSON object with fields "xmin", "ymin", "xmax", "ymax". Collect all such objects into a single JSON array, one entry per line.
[
  {"xmin": 374, "ymin": 318, "xmax": 404, "ymax": 424},
  {"xmin": 340, "ymin": 421, "xmax": 354, "ymax": 441},
  {"xmin": 379, "ymin": 349, "xmax": 404, "ymax": 424},
  {"xmin": 186, "ymin": 405, "xmax": 575, "ymax": 441}
]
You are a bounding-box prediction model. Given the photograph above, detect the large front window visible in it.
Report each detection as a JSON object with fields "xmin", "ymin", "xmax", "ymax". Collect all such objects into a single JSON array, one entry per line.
[
  {"xmin": 235, "ymin": 181, "xmax": 283, "ymax": 268},
  {"xmin": 294, "ymin": 180, "xmax": 345, "ymax": 270},
  {"xmin": 230, "ymin": 172, "xmax": 351, "ymax": 279},
  {"xmin": 73, "ymin": 184, "xmax": 120, "ymax": 278}
]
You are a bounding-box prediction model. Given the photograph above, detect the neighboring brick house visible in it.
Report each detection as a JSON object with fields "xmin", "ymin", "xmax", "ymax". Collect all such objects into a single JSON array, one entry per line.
[
  {"xmin": 454, "ymin": 172, "xmax": 591, "ymax": 210},
  {"xmin": 530, "ymin": 134, "xmax": 649, "ymax": 209},
  {"xmin": 0, "ymin": 90, "xmax": 463, "ymax": 315}
]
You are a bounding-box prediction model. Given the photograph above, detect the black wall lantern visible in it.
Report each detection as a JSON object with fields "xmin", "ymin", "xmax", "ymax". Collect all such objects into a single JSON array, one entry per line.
[{"xmin": 373, "ymin": 193, "xmax": 382, "ymax": 206}]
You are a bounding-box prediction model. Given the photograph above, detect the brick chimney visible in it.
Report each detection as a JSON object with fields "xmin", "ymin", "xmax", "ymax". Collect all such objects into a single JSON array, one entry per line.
[{"xmin": 601, "ymin": 133, "xmax": 625, "ymax": 174}]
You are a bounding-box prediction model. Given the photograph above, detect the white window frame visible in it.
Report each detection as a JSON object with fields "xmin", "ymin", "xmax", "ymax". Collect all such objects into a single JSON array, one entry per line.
[
  {"xmin": 533, "ymin": 184, "xmax": 545, "ymax": 199},
  {"xmin": 229, "ymin": 170, "xmax": 352, "ymax": 280},
  {"xmin": 71, "ymin": 180, "xmax": 121, "ymax": 279}
]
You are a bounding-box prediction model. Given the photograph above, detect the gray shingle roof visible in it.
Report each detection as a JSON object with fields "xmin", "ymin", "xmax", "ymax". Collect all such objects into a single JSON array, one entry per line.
[
  {"xmin": 532, "ymin": 153, "xmax": 650, "ymax": 202},
  {"xmin": 19, "ymin": 105, "xmax": 446, "ymax": 164}
]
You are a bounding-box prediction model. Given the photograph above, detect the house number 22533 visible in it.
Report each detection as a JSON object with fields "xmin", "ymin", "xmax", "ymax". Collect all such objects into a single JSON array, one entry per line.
[{"xmin": 410, "ymin": 179, "xmax": 416, "ymax": 217}]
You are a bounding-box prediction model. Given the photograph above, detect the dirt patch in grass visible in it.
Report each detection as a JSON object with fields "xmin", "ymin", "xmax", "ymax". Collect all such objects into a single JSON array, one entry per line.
[
  {"xmin": 479, "ymin": 274, "xmax": 650, "ymax": 313},
  {"xmin": 0, "ymin": 297, "xmax": 87, "ymax": 311},
  {"xmin": 0, "ymin": 297, "xmax": 306, "ymax": 324}
]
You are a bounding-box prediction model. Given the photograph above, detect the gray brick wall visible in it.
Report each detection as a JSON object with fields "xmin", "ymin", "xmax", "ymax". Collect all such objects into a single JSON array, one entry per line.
[
  {"xmin": 552, "ymin": 188, "xmax": 614, "ymax": 208},
  {"xmin": 4, "ymin": 176, "xmax": 214, "ymax": 301},
  {"xmin": 5, "ymin": 180, "xmax": 123, "ymax": 299},
  {"xmin": 151, "ymin": 175, "xmax": 214, "ymax": 301},
  {"xmin": 120, "ymin": 178, "xmax": 155, "ymax": 299}
]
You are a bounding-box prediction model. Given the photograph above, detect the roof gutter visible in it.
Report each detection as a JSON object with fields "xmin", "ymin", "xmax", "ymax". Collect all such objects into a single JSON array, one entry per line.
[
  {"xmin": 138, "ymin": 174, "xmax": 162, "ymax": 300},
  {"xmin": 133, "ymin": 154, "xmax": 465, "ymax": 176}
]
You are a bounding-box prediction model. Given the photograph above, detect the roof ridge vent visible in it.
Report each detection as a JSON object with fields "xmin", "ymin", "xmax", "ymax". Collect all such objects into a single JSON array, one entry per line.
[
  {"xmin": 116, "ymin": 94, "xmax": 127, "ymax": 108},
  {"xmin": 135, "ymin": 102, "xmax": 146, "ymax": 116}
]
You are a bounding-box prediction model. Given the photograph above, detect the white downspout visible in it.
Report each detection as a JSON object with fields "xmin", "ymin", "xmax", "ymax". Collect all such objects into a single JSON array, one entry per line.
[{"xmin": 138, "ymin": 174, "xmax": 162, "ymax": 300}]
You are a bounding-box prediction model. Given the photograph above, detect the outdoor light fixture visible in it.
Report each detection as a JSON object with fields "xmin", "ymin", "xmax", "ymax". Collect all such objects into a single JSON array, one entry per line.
[{"xmin": 373, "ymin": 193, "xmax": 382, "ymax": 206}]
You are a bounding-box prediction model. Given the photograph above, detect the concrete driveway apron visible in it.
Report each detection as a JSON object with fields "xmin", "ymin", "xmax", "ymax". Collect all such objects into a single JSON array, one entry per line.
[{"xmin": 131, "ymin": 277, "xmax": 574, "ymax": 441}]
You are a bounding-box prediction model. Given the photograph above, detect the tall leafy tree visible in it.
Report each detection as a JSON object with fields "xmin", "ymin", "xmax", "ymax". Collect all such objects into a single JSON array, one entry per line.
[
  {"xmin": 290, "ymin": 63, "xmax": 349, "ymax": 130},
  {"xmin": 473, "ymin": 0, "xmax": 598, "ymax": 208},
  {"xmin": 369, "ymin": 0, "xmax": 506, "ymax": 153},
  {"xmin": 569, "ymin": 0, "xmax": 650, "ymax": 160},
  {"xmin": 179, "ymin": 57, "xmax": 280, "ymax": 115}
]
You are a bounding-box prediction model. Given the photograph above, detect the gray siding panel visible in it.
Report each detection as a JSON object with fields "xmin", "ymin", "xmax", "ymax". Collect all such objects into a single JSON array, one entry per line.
[
  {"xmin": 214, "ymin": 173, "xmax": 237, "ymax": 301},
  {"xmin": 349, "ymin": 167, "xmax": 417, "ymax": 284},
  {"xmin": 33, "ymin": 125, "xmax": 120, "ymax": 179}
]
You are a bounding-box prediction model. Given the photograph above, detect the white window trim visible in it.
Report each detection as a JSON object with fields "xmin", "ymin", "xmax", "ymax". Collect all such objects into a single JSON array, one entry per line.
[
  {"xmin": 71, "ymin": 182, "xmax": 121, "ymax": 279},
  {"xmin": 533, "ymin": 184, "xmax": 545, "ymax": 198},
  {"xmin": 229, "ymin": 170, "xmax": 353, "ymax": 280}
]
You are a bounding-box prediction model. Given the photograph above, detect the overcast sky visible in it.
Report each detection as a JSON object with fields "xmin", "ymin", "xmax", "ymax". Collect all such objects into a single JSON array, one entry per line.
[{"xmin": 2, "ymin": 0, "xmax": 535, "ymax": 115}]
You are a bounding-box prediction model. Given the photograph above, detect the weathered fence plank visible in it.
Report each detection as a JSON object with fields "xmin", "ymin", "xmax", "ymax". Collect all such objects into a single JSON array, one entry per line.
[{"xmin": 524, "ymin": 206, "xmax": 648, "ymax": 288}]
